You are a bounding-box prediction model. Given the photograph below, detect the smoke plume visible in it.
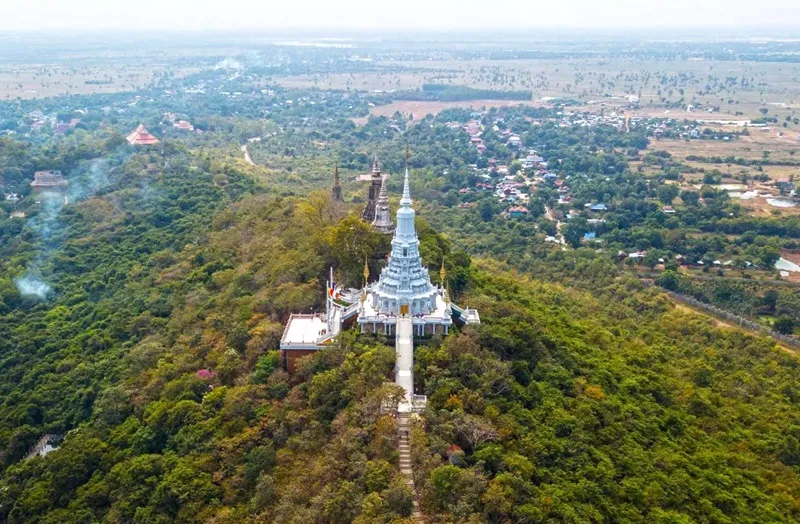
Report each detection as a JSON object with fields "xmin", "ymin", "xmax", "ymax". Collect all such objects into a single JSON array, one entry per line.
[{"xmin": 14, "ymin": 155, "xmax": 123, "ymax": 300}]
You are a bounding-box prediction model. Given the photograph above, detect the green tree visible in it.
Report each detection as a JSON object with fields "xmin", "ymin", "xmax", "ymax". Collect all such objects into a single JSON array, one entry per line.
[
  {"xmin": 657, "ymin": 184, "xmax": 679, "ymax": 204},
  {"xmin": 774, "ymin": 316, "xmax": 795, "ymax": 335}
]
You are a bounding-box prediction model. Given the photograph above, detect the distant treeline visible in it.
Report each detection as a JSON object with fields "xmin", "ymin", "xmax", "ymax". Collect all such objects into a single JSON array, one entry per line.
[
  {"xmin": 392, "ymin": 84, "xmax": 532, "ymax": 102},
  {"xmin": 701, "ymin": 216, "xmax": 800, "ymax": 238},
  {"xmin": 686, "ymin": 155, "xmax": 800, "ymax": 168}
]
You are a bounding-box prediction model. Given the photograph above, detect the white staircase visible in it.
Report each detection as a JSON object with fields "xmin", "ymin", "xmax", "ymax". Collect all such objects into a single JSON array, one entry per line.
[{"xmin": 395, "ymin": 316, "xmax": 415, "ymax": 412}]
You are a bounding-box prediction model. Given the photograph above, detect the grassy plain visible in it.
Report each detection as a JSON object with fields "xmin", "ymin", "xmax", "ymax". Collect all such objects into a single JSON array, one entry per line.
[
  {"xmin": 0, "ymin": 64, "xmax": 199, "ymax": 99},
  {"xmin": 277, "ymin": 57, "xmax": 800, "ymax": 124}
]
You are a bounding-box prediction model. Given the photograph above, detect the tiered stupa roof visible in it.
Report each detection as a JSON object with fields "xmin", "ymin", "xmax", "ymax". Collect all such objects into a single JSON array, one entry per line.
[
  {"xmin": 368, "ymin": 167, "xmax": 440, "ymax": 316},
  {"xmin": 371, "ymin": 174, "xmax": 394, "ymax": 233}
]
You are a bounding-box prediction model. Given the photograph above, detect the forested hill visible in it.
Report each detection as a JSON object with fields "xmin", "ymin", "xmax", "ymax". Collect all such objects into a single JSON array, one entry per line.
[{"xmin": 0, "ymin": 134, "xmax": 799, "ymax": 522}]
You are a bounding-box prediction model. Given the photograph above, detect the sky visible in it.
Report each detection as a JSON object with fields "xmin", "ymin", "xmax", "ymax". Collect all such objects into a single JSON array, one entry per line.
[{"xmin": 3, "ymin": 0, "xmax": 800, "ymax": 31}]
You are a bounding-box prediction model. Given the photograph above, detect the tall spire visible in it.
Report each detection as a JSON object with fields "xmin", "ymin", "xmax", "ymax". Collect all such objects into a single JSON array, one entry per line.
[
  {"xmin": 370, "ymin": 143, "xmax": 438, "ymax": 318},
  {"xmin": 372, "ymin": 174, "xmax": 394, "ymax": 234},
  {"xmin": 401, "ymin": 142, "xmax": 412, "ymax": 207},
  {"xmin": 362, "ymin": 153, "xmax": 383, "ymax": 223},
  {"xmin": 331, "ymin": 163, "xmax": 343, "ymax": 202},
  {"xmin": 400, "ymin": 166, "xmax": 412, "ymax": 207}
]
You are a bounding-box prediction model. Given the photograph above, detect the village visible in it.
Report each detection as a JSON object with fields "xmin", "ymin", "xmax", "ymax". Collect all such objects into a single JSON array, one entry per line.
[{"xmin": 427, "ymin": 106, "xmax": 800, "ymax": 281}]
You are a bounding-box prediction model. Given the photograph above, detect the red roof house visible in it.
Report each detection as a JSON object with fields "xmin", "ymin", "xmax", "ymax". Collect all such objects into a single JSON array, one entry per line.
[{"xmin": 126, "ymin": 124, "xmax": 159, "ymax": 146}]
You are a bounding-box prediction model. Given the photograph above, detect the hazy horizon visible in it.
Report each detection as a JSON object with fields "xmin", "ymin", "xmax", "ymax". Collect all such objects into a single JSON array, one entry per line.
[{"xmin": 4, "ymin": 0, "xmax": 800, "ymax": 32}]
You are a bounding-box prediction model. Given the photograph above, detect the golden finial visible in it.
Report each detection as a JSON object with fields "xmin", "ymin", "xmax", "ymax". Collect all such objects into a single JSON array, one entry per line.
[
  {"xmin": 440, "ymin": 258, "xmax": 450, "ymax": 304},
  {"xmin": 360, "ymin": 256, "xmax": 369, "ymax": 303}
]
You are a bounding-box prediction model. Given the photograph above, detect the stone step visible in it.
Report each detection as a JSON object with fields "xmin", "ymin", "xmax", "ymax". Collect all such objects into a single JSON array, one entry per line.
[{"xmin": 396, "ymin": 412, "xmax": 423, "ymax": 522}]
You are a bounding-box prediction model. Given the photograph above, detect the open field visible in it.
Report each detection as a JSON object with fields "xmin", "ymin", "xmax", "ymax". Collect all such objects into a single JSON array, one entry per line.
[
  {"xmin": 275, "ymin": 57, "xmax": 800, "ymax": 127},
  {"xmin": 0, "ymin": 64, "xmax": 199, "ymax": 99},
  {"xmin": 653, "ymin": 126, "xmax": 800, "ymax": 159},
  {"xmin": 353, "ymin": 99, "xmax": 543, "ymax": 124},
  {"xmin": 735, "ymin": 195, "xmax": 800, "ymax": 217},
  {"xmin": 681, "ymin": 161, "xmax": 800, "ymax": 181}
]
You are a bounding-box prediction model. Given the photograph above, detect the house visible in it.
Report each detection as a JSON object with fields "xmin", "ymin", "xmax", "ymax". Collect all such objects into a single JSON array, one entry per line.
[
  {"xmin": 508, "ymin": 206, "xmax": 528, "ymax": 218},
  {"xmin": 588, "ymin": 203, "xmax": 608, "ymax": 212},
  {"xmin": 54, "ymin": 119, "xmax": 80, "ymax": 135},
  {"xmin": 31, "ymin": 170, "xmax": 68, "ymax": 191},
  {"xmin": 583, "ymin": 232, "xmax": 597, "ymax": 241},
  {"xmin": 4, "ymin": 193, "xmax": 21, "ymax": 202},
  {"xmin": 662, "ymin": 206, "xmax": 676, "ymax": 214},
  {"xmin": 507, "ymin": 135, "xmax": 522, "ymax": 148},
  {"xmin": 126, "ymin": 124, "xmax": 159, "ymax": 146},
  {"xmin": 173, "ymin": 120, "xmax": 194, "ymax": 131}
]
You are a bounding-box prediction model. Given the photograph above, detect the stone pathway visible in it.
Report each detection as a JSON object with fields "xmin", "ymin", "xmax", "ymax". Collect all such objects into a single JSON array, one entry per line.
[{"xmin": 398, "ymin": 412, "xmax": 423, "ymax": 522}]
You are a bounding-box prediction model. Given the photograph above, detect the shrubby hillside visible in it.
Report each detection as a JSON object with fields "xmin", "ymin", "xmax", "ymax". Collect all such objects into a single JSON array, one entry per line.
[{"xmin": 413, "ymin": 265, "xmax": 800, "ymax": 522}]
